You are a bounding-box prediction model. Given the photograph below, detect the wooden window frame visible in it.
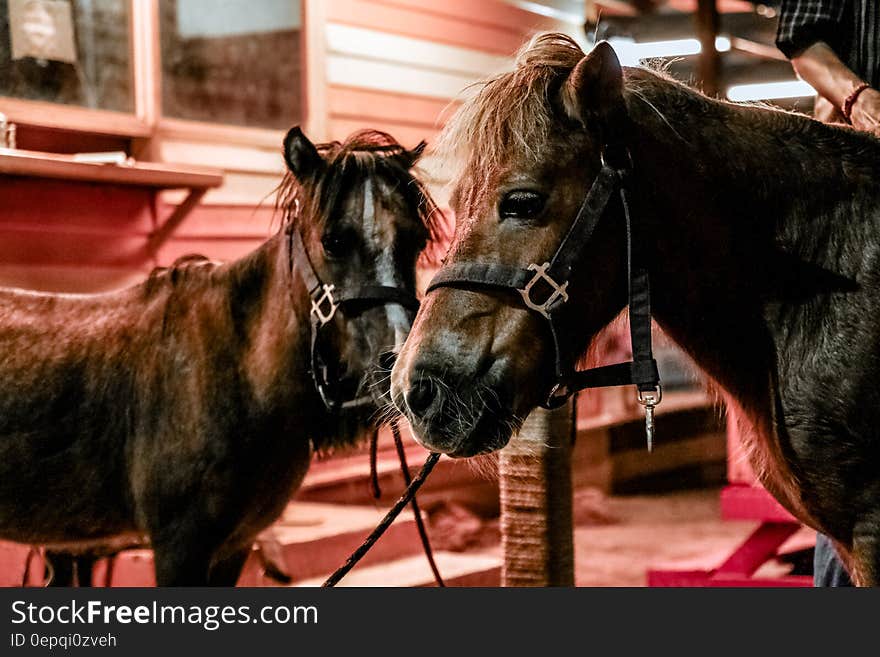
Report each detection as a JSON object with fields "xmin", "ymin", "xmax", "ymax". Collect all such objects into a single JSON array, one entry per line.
[{"xmin": 0, "ymin": 0, "xmax": 323, "ymax": 146}]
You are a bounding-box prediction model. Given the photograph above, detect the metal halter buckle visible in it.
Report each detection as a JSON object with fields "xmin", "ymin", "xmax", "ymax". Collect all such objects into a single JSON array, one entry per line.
[
  {"xmin": 637, "ymin": 385, "xmax": 662, "ymax": 407},
  {"xmin": 637, "ymin": 385, "xmax": 662, "ymax": 453},
  {"xmin": 600, "ymin": 146, "xmax": 634, "ymax": 172},
  {"xmin": 311, "ymin": 284, "xmax": 339, "ymax": 326},
  {"xmin": 518, "ymin": 262, "xmax": 569, "ymax": 318}
]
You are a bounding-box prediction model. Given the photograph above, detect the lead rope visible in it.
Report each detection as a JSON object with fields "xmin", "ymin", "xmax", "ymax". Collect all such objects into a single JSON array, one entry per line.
[
  {"xmin": 390, "ymin": 420, "xmax": 445, "ymax": 586},
  {"xmin": 364, "ymin": 423, "xmax": 443, "ymax": 585},
  {"xmin": 323, "ymin": 422, "xmax": 442, "ymax": 587},
  {"xmin": 368, "ymin": 428, "xmax": 382, "ymax": 499}
]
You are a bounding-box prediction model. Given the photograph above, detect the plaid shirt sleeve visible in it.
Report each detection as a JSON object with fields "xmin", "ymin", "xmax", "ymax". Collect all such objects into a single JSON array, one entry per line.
[{"xmin": 775, "ymin": 0, "xmax": 849, "ymax": 59}]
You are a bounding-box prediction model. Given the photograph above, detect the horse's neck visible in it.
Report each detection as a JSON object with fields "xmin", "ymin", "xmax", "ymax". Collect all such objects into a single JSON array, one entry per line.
[
  {"xmin": 222, "ymin": 234, "xmax": 314, "ymax": 411},
  {"xmin": 226, "ymin": 232, "xmax": 375, "ymax": 451},
  {"xmin": 630, "ymin": 88, "xmax": 880, "ymax": 236},
  {"xmin": 628, "ymin": 88, "xmax": 880, "ymax": 415}
]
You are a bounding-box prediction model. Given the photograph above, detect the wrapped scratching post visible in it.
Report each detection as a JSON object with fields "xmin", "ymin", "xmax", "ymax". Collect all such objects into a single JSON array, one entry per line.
[{"xmin": 500, "ymin": 401, "xmax": 575, "ymax": 586}]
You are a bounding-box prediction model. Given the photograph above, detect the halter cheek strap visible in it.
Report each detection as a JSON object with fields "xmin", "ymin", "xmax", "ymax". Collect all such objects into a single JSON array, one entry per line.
[
  {"xmin": 289, "ymin": 227, "xmax": 419, "ymax": 412},
  {"xmin": 426, "ymin": 154, "xmax": 662, "ymax": 450}
]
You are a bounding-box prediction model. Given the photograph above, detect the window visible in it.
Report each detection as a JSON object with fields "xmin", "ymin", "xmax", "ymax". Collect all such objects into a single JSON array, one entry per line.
[
  {"xmin": 159, "ymin": 0, "xmax": 302, "ymax": 130},
  {"xmin": 0, "ymin": 0, "xmax": 133, "ymax": 112},
  {"xmin": 0, "ymin": 0, "xmax": 305, "ymax": 137}
]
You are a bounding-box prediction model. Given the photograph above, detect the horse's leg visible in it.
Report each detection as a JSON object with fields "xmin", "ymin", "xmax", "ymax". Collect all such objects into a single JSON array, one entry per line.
[
  {"xmin": 152, "ymin": 540, "xmax": 250, "ymax": 587},
  {"xmin": 45, "ymin": 551, "xmax": 75, "ymax": 586},
  {"xmin": 75, "ymin": 555, "xmax": 95, "ymax": 587},
  {"xmin": 255, "ymin": 530, "xmax": 293, "ymax": 584},
  {"xmin": 151, "ymin": 534, "xmax": 218, "ymax": 586},
  {"xmin": 149, "ymin": 507, "xmax": 248, "ymax": 586},
  {"xmin": 44, "ymin": 552, "xmax": 94, "ymax": 586},
  {"xmin": 207, "ymin": 547, "xmax": 251, "ymax": 587},
  {"xmin": 851, "ymin": 513, "xmax": 880, "ymax": 586}
]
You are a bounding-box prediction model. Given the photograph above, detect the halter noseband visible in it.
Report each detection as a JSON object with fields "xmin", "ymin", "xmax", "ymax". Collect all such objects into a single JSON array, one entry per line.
[
  {"xmin": 288, "ymin": 226, "xmax": 419, "ymax": 413},
  {"xmin": 425, "ymin": 147, "xmax": 662, "ymax": 450}
]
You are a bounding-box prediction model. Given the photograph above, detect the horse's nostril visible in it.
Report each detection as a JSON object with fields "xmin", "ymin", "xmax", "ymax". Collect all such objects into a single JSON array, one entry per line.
[
  {"xmin": 378, "ymin": 351, "xmax": 397, "ymax": 371},
  {"xmin": 406, "ymin": 377, "xmax": 437, "ymax": 419}
]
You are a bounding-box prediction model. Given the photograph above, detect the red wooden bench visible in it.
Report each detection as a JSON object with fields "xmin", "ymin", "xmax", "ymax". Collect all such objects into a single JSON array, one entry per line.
[{"xmin": 647, "ymin": 414, "xmax": 812, "ymax": 587}]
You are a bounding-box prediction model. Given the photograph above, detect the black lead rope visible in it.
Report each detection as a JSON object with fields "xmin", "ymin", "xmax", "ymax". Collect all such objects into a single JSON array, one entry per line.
[
  {"xmin": 323, "ymin": 446, "xmax": 442, "ymax": 587},
  {"xmin": 390, "ymin": 421, "xmax": 445, "ymax": 586},
  {"xmin": 365, "ymin": 424, "xmax": 445, "ymax": 586},
  {"xmin": 427, "ymin": 152, "xmax": 661, "ymax": 450},
  {"xmin": 368, "ymin": 429, "xmax": 382, "ymax": 500}
]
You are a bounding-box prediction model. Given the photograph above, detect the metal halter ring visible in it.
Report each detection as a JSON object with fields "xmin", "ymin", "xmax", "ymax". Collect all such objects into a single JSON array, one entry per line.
[
  {"xmin": 311, "ymin": 283, "xmax": 339, "ymax": 326},
  {"xmin": 637, "ymin": 385, "xmax": 663, "ymax": 407},
  {"xmin": 518, "ymin": 262, "xmax": 569, "ymax": 319},
  {"xmin": 600, "ymin": 146, "xmax": 634, "ymax": 172}
]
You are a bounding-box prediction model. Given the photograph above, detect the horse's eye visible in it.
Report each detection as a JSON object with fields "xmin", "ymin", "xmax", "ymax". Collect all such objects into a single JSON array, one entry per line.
[
  {"xmin": 499, "ymin": 191, "xmax": 546, "ymax": 221},
  {"xmin": 321, "ymin": 231, "xmax": 352, "ymax": 257}
]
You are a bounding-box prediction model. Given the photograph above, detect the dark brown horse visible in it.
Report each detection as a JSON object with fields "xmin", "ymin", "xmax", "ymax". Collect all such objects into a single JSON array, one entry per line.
[
  {"xmin": 0, "ymin": 128, "xmax": 441, "ymax": 585},
  {"xmin": 391, "ymin": 34, "xmax": 880, "ymax": 585}
]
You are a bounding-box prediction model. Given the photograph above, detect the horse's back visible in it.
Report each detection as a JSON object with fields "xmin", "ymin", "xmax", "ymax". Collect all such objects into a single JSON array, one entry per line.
[
  {"xmin": 0, "ymin": 285, "xmax": 154, "ymax": 543},
  {"xmin": 0, "ymin": 285, "xmax": 150, "ymax": 421},
  {"xmin": 0, "ymin": 261, "xmax": 261, "ymax": 545}
]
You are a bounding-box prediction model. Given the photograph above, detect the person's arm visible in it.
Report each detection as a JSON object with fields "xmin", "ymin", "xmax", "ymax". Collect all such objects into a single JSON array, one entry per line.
[{"xmin": 791, "ymin": 41, "xmax": 880, "ymax": 135}]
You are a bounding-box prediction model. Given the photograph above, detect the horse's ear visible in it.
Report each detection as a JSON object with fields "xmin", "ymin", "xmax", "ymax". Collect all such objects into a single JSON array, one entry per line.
[
  {"xmin": 401, "ymin": 140, "xmax": 427, "ymax": 168},
  {"xmin": 283, "ymin": 126, "xmax": 325, "ymax": 179},
  {"xmin": 561, "ymin": 41, "xmax": 623, "ymax": 124}
]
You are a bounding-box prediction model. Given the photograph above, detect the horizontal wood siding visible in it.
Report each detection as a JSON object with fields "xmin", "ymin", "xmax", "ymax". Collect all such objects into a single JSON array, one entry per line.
[
  {"xmin": 323, "ymin": 0, "xmax": 582, "ymax": 197},
  {"xmin": 327, "ymin": 87, "xmax": 456, "ymax": 128},
  {"xmin": 0, "ymin": 264, "xmax": 152, "ymax": 295},
  {"xmin": 327, "ymin": 0, "xmax": 568, "ymax": 55},
  {"xmin": 154, "ymin": 204, "xmax": 278, "ymax": 265},
  {"xmin": 0, "ymin": 177, "xmax": 276, "ymax": 292}
]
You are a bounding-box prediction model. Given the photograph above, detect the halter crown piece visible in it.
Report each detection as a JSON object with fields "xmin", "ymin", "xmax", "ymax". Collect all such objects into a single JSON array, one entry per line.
[{"xmin": 426, "ymin": 141, "xmax": 662, "ymax": 451}]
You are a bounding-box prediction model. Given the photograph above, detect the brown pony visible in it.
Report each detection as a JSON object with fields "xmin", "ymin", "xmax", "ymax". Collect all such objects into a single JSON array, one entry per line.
[
  {"xmin": 0, "ymin": 128, "xmax": 441, "ymax": 585},
  {"xmin": 391, "ymin": 34, "xmax": 880, "ymax": 585}
]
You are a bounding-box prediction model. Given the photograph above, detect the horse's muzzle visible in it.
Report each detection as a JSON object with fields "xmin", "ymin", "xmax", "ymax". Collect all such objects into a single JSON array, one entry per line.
[{"xmin": 397, "ymin": 365, "xmax": 512, "ymax": 457}]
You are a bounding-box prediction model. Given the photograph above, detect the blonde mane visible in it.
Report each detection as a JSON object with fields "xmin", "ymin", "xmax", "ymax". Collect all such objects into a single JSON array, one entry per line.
[
  {"xmin": 437, "ymin": 33, "xmax": 585, "ymax": 183},
  {"xmin": 435, "ymin": 32, "xmax": 742, "ymax": 187}
]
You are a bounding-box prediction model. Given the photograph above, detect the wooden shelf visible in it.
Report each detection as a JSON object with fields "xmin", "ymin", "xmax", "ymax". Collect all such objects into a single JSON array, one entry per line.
[
  {"xmin": 0, "ymin": 148, "xmax": 224, "ymax": 250},
  {"xmin": 0, "ymin": 147, "xmax": 223, "ymax": 190}
]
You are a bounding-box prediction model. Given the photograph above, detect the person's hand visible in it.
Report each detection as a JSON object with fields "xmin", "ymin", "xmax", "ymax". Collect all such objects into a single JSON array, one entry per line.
[{"xmin": 850, "ymin": 87, "xmax": 880, "ymax": 137}]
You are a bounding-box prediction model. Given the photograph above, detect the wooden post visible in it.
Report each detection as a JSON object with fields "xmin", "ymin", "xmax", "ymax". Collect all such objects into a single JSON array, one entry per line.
[
  {"xmin": 695, "ymin": 0, "xmax": 721, "ymax": 98},
  {"xmin": 499, "ymin": 401, "xmax": 575, "ymax": 586}
]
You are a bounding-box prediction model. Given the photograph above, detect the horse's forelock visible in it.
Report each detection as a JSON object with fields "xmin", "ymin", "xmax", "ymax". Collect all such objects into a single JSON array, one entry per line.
[
  {"xmin": 276, "ymin": 130, "xmax": 446, "ymax": 260},
  {"xmin": 437, "ymin": 33, "xmax": 586, "ymax": 187},
  {"xmin": 323, "ymin": 129, "xmax": 408, "ymax": 161}
]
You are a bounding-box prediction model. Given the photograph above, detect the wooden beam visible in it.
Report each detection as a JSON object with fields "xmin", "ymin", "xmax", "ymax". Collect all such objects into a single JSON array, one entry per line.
[
  {"xmin": 303, "ymin": 0, "xmax": 329, "ymax": 142},
  {"xmin": 591, "ymin": 0, "xmax": 638, "ymax": 17},
  {"xmin": 147, "ymin": 188, "xmax": 208, "ymax": 253},
  {"xmin": 729, "ymin": 36, "xmax": 788, "ymax": 62},
  {"xmin": 695, "ymin": 0, "xmax": 721, "ymax": 97},
  {"xmin": 0, "ymin": 98, "xmax": 151, "ymax": 138}
]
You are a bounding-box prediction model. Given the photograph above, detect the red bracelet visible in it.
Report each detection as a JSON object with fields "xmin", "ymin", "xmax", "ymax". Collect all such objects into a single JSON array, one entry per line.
[{"xmin": 842, "ymin": 82, "xmax": 870, "ymax": 123}]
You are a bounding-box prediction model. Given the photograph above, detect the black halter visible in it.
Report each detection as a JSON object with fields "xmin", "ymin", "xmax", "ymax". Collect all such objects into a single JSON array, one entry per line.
[
  {"xmin": 288, "ymin": 225, "xmax": 419, "ymax": 412},
  {"xmin": 426, "ymin": 148, "xmax": 662, "ymax": 447}
]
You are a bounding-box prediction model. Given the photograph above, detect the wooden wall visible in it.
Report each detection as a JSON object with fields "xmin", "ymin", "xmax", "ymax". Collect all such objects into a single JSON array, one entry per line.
[
  {"xmin": 155, "ymin": 0, "xmax": 583, "ymax": 269},
  {"xmin": 322, "ymin": 0, "xmax": 579, "ymax": 192},
  {"xmin": 154, "ymin": 0, "xmax": 583, "ymax": 269},
  {"xmin": 0, "ymin": 1, "xmax": 582, "ymax": 293}
]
